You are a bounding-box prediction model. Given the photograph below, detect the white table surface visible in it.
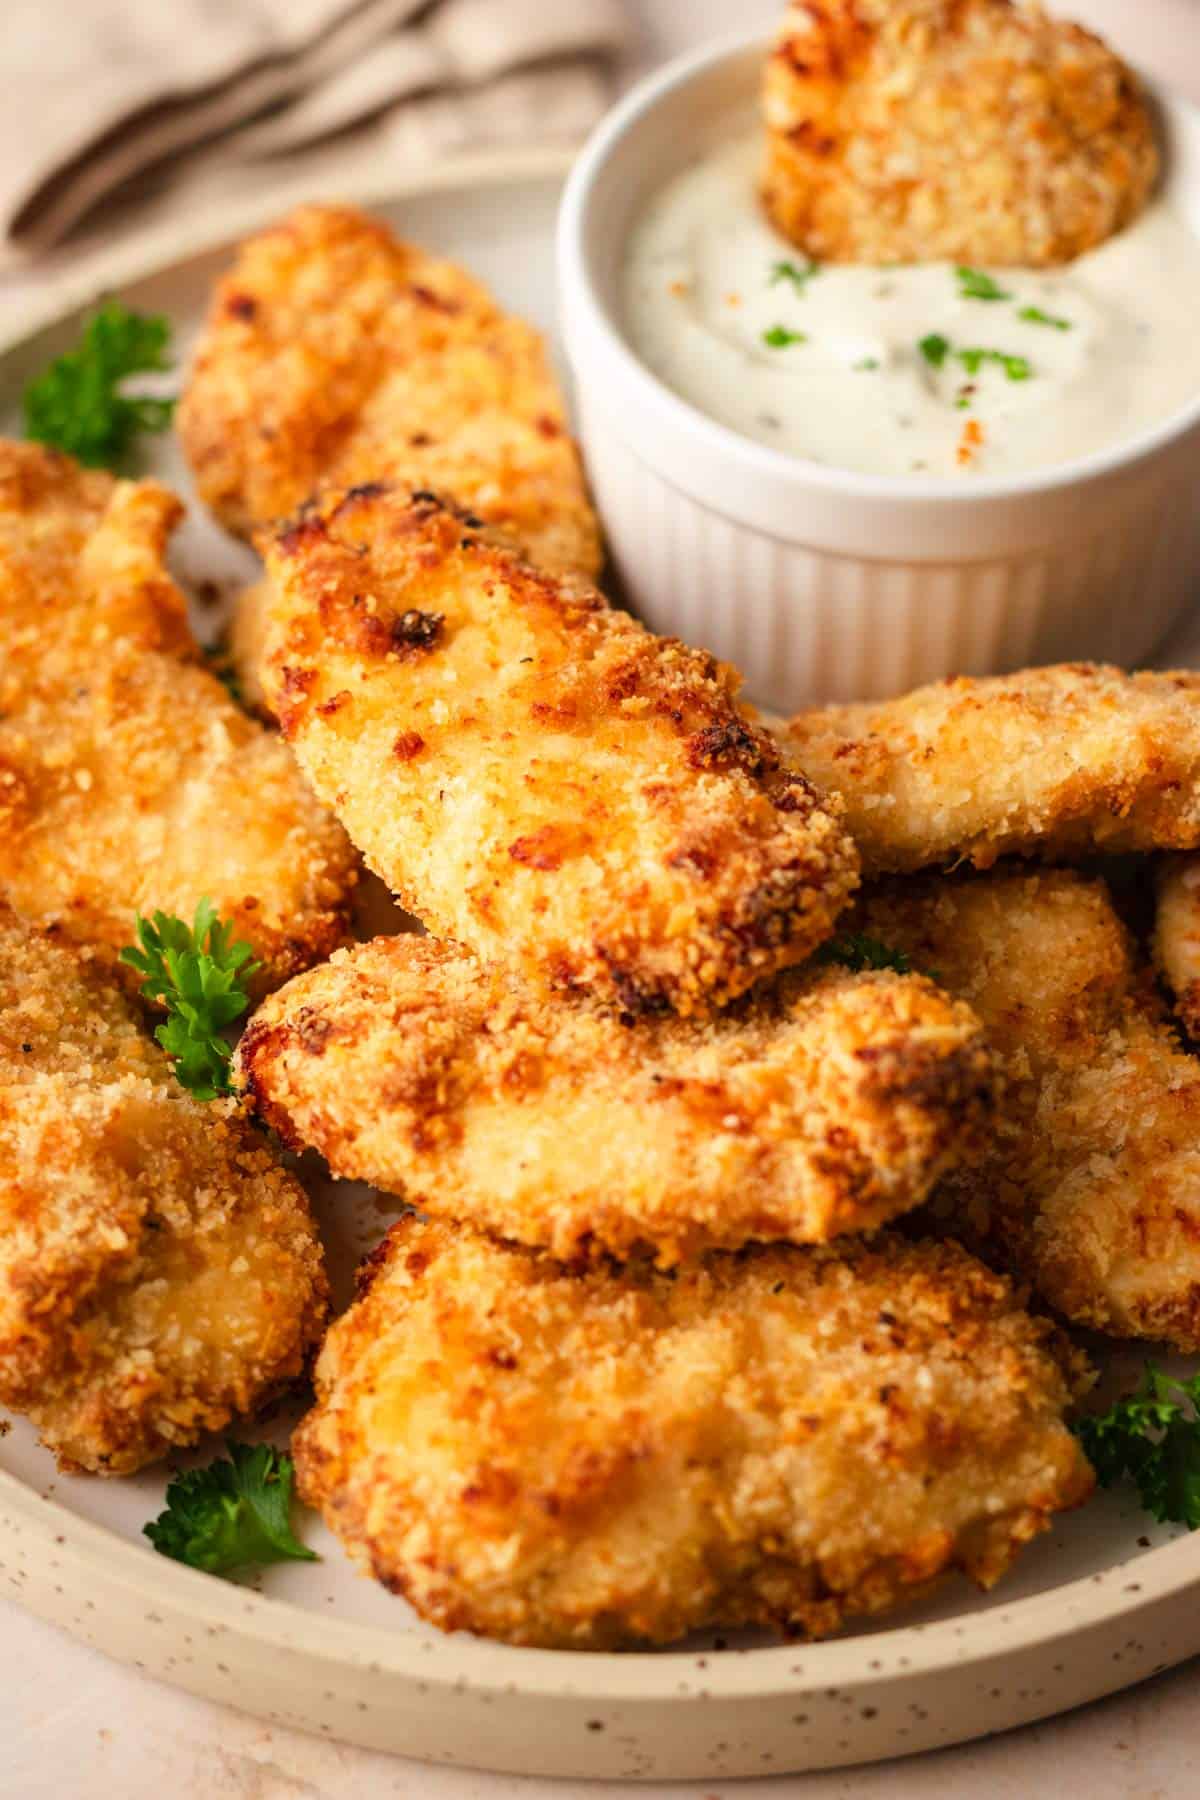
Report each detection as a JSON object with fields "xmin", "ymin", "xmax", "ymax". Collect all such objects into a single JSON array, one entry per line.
[{"xmin": 4, "ymin": 3, "xmax": 1200, "ymax": 1796}]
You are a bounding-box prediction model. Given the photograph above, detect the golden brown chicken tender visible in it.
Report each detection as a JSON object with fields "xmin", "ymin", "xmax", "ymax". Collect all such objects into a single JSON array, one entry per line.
[
  {"xmin": 783, "ymin": 665, "xmax": 1200, "ymax": 876},
  {"xmin": 0, "ymin": 441, "xmax": 356, "ymax": 990},
  {"xmin": 860, "ymin": 868, "xmax": 1200, "ymax": 1348},
  {"xmin": 259, "ymin": 482, "xmax": 860, "ymax": 1015},
  {"xmin": 294, "ymin": 1217, "xmax": 1092, "ymax": 1649},
  {"xmin": 762, "ymin": 0, "xmax": 1158, "ymax": 266},
  {"xmin": 235, "ymin": 935, "xmax": 993, "ymax": 1263},
  {"xmin": 0, "ymin": 910, "xmax": 328, "ymax": 1474},
  {"xmin": 178, "ymin": 203, "xmax": 600, "ymax": 575},
  {"xmin": 1153, "ymin": 856, "xmax": 1200, "ymax": 1038}
]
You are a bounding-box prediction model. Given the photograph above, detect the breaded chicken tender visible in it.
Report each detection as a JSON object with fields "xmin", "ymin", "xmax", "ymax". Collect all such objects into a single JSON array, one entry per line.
[
  {"xmin": 178, "ymin": 203, "xmax": 600, "ymax": 572},
  {"xmin": 784, "ymin": 665, "xmax": 1200, "ymax": 876},
  {"xmin": 0, "ymin": 441, "xmax": 356, "ymax": 990},
  {"xmin": 0, "ymin": 910, "xmax": 328, "ymax": 1473},
  {"xmin": 762, "ymin": 0, "xmax": 1158, "ymax": 266},
  {"xmin": 259, "ymin": 482, "xmax": 860, "ymax": 1015},
  {"xmin": 294, "ymin": 1217, "xmax": 1092, "ymax": 1648},
  {"xmin": 235, "ymin": 935, "xmax": 993, "ymax": 1263},
  {"xmin": 1153, "ymin": 856, "xmax": 1200, "ymax": 1038},
  {"xmin": 861, "ymin": 869, "xmax": 1200, "ymax": 1348}
]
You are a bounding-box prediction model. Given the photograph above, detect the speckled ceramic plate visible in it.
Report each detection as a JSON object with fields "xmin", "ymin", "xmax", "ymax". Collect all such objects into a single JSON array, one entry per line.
[{"xmin": 1, "ymin": 154, "xmax": 1200, "ymax": 1783}]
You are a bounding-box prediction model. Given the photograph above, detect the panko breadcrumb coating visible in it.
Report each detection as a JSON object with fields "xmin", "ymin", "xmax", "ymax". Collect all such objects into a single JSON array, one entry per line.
[
  {"xmin": 0, "ymin": 910, "xmax": 328, "ymax": 1473},
  {"xmin": 294, "ymin": 1217, "xmax": 1092, "ymax": 1649},
  {"xmin": 235, "ymin": 934, "xmax": 994, "ymax": 1264},
  {"xmin": 1153, "ymin": 856, "xmax": 1200, "ymax": 1038},
  {"xmin": 784, "ymin": 665, "xmax": 1200, "ymax": 875},
  {"xmin": 177, "ymin": 202, "xmax": 600, "ymax": 570},
  {"xmin": 862, "ymin": 869, "xmax": 1200, "ymax": 1348},
  {"xmin": 0, "ymin": 440, "xmax": 356, "ymax": 991},
  {"xmin": 762, "ymin": 0, "xmax": 1158, "ymax": 267},
  {"xmin": 259, "ymin": 481, "xmax": 860, "ymax": 1015}
]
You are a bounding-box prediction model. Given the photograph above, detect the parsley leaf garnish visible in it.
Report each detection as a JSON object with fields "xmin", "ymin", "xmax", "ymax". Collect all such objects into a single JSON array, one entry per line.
[
  {"xmin": 816, "ymin": 933, "xmax": 914, "ymax": 976},
  {"xmin": 23, "ymin": 302, "xmax": 175, "ymax": 468},
  {"xmin": 120, "ymin": 898, "xmax": 260, "ymax": 1100},
  {"xmin": 1075, "ymin": 1363, "xmax": 1200, "ymax": 1529},
  {"xmin": 1019, "ymin": 305, "xmax": 1072, "ymax": 331},
  {"xmin": 919, "ymin": 332, "xmax": 951, "ymax": 368},
  {"xmin": 854, "ymin": 357, "xmax": 881, "ymax": 372},
  {"xmin": 956, "ymin": 266, "xmax": 1012, "ymax": 302},
  {"xmin": 763, "ymin": 324, "xmax": 808, "ymax": 349},
  {"xmin": 771, "ymin": 257, "xmax": 820, "ymax": 293},
  {"xmin": 145, "ymin": 1443, "xmax": 317, "ymax": 1576}
]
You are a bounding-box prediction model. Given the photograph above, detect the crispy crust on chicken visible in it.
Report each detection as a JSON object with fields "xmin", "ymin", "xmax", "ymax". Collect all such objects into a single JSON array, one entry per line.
[
  {"xmin": 0, "ymin": 910, "xmax": 328, "ymax": 1473},
  {"xmin": 178, "ymin": 204, "xmax": 600, "ymax": 576},
  {"xmin": 0, "ymin": 441, "xmax": 356, "ymax": 991},
  {"xmin": 1153, "ymin": 855, "xmax": 1200, "ymax": 1038},
  {"xmin": 235, "ymin": 935, "xmax": 994, "ymax": 1263},
  {"xmin": 259, "ymin": 481, "xmax": 860, "ymax": 1015},
  {"xmin": 762, "ymin": 0, "xmax": 1158, "ymax": 266},
  {"xmin": 294, "ymin": 1217, "xmax": 1092, "ymax": 1649},
  {"xmin": 783, "ymin": 665, "xmax": 1200, "ymax": 876},
  {"xmin": 861, "ymin": 868, "xmax": 1200, "ymax": 1348}
]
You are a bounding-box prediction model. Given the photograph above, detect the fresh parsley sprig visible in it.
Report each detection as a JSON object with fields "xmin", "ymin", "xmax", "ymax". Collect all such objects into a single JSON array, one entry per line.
[
  {"xmin": 23, "ymin": 301, "xmax": 175, "ymax": 468},
  {"xmin": 1075, "ymin": 1363, "xmax": 1200, "ymax": 1529},
  {"xmin": 816, "ymin": 933, "xmax": 914, "ymax": 976},
  {"xmin": 121, "ymin": 898, "xmax": 260, "ymax": 1100},
  {"xmin": 145, "ymin": 1443, "xmax": 317, "ymax": 1576}
]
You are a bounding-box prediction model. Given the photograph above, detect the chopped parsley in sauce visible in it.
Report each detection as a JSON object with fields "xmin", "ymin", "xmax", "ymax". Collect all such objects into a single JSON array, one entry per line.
[
  {"xmin": 770, "ymin": 257, "xmax": 819, "ymax": 294},
  {"xmin": 763, "ymin": 324, "xmax": 808, "ymax": 348},
  {"xmin": 957, "ymin": 347, "xmax": 1032, "ymax": 381},
  {"xmin": 923, "ymin": 336, "xmax": 1031, "ymax": 381},
  {"xmin": 1019, "ymin": 305, "xmax": 1073, "ymax": 331},
  {"xmin": 956, "ymin": 266, "xmax": 1012, "ymax": 302}
]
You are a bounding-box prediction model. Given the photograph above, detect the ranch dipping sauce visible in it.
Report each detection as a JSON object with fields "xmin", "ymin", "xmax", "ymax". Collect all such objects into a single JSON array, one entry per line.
[{"xmin": 623, "ymin": 134, "xmax": 1200, "ymax": 480}]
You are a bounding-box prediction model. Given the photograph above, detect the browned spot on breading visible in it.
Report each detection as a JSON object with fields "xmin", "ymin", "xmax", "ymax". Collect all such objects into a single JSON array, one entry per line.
[
  {"xmin": 392, "ymin": 730, "xmax": 426, "ymax": 761},
  {"xmin": 274, "ymin": 664, "xmax": 318, "ymax": 735},
  {"xmin": 686, "ymin": 718, "xmax": 769, "ymax": 777},
  {"xmin": 509, "ymin": 826, "xmax": 568, "ymax": 872},
  {"xmin": 342, "ymin": 481, "xmax": 388, "ymax": 503},
  {"xmin": 410, "ymin": 284, "xmax": 461, "ymax": 315},
  {"xmin": 772, "ymin": 778, "xmax": 821, "ymax": 816},
  {"xmin": 276, "ymin": 512, "xmax": 327, "ymax": 556}
]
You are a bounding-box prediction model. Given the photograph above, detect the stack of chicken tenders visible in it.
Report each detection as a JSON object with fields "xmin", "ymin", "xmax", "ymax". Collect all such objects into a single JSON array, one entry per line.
[{"xmin": 4, "ymin": 0, "xmax": 1199, "ymax": 1655}]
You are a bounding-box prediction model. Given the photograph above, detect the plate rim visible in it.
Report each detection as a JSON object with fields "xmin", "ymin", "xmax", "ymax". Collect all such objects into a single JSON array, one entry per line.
[
  {"xmin": 3, "ymin": 1459, "xmax": 1200, "ymax": 1700},
  {"xmin": 2, "ymin": 149, "xmax": 1200, "ymax": 1764}
]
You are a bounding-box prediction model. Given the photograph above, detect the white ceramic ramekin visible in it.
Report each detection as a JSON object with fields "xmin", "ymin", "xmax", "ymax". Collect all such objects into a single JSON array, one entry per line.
[{"xmin": 557, "ymin": 37, "xmax": 1200, "ymax": 711}]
